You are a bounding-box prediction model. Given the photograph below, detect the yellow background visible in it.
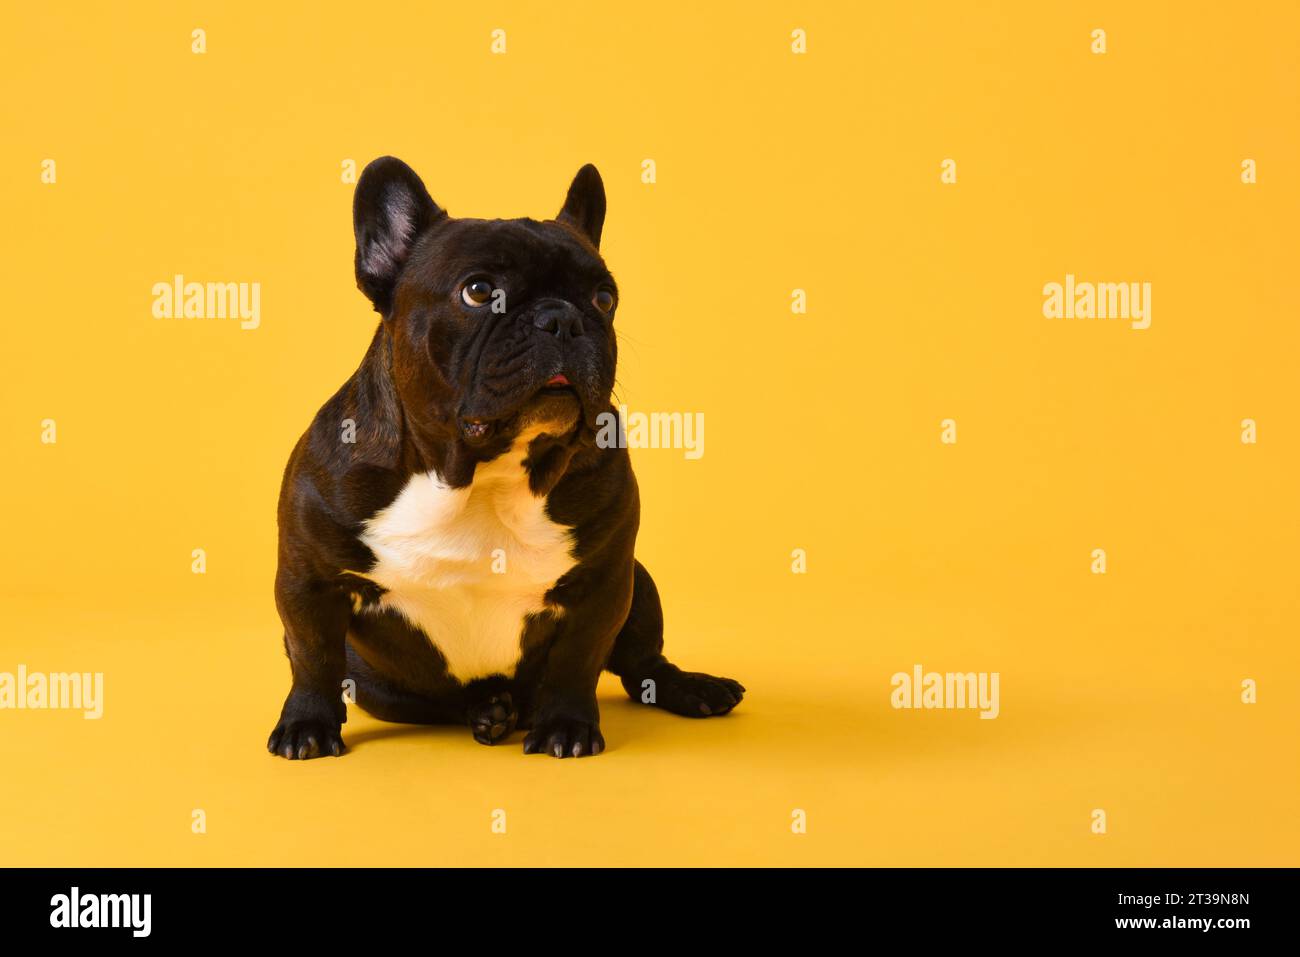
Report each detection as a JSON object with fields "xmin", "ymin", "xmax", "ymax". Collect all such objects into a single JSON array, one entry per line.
[{"xmin": 2, "ymin": 1, "xmax": 1297, "ymax": 866}]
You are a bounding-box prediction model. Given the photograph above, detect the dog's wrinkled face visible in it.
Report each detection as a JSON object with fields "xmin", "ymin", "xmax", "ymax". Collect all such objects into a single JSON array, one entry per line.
[
  {"xmin": 352, "ymin": 157, "xmax": 617, "ymax": 452},
  {"xmin": 395, "ymin": 216, "xmax": 617, "ymax": 443}
]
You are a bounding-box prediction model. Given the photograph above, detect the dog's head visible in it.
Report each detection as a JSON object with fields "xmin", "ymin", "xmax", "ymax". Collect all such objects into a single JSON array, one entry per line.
[{"xmin": 352, "ymin": 157, "xmax": 617, "ymax": 454}]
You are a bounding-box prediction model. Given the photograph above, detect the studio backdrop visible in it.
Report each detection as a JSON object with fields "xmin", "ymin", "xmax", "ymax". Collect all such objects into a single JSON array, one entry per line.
[{"xmin": 1, "ymin": 2, "xmax": 1296, "ymax": 867}]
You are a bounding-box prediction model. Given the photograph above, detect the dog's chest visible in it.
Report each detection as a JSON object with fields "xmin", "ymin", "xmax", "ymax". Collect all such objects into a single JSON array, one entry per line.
[{"xmin": 357, "ymin": 443, "xmax": 575, "ymax": 682}]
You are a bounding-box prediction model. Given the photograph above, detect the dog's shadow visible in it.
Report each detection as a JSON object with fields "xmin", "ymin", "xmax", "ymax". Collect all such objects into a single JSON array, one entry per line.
[
  {"xmin": 341, "ymin": 695, "xmax": 746, "ymax": 757},
  {"xmin": 344, "ymin": 722, "xmax": 458, "ymax": 750}
]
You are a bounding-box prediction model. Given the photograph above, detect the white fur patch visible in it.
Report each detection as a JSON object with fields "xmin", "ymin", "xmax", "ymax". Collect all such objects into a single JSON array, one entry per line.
[{"xmin": 356, "ymin": 431, "xmax": 576, "ymax": 682}]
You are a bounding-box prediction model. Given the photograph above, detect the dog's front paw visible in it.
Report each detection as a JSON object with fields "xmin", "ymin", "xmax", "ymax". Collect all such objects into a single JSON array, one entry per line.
[
  {"xmin": 523, "ymin": 715, "xmax": 604, "ymax": 758},
  {"xmin": 267, "ymin": 718, "xmax": 345, "ymax": 760},
  {"xmin": 468, "ymin": 691, "xmax": 518, "ymax": 745}
]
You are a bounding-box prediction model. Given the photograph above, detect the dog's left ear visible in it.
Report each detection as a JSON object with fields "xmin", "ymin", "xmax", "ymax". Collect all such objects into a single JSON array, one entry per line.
[{"xmin": 556, "ymin": 164, "xmax": 605, "ymax": 248}]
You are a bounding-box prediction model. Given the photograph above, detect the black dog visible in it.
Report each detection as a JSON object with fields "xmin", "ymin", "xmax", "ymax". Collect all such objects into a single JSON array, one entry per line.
[{"xmin": 267, "ymin": 157, "xmax": 744, "ymax": 759}]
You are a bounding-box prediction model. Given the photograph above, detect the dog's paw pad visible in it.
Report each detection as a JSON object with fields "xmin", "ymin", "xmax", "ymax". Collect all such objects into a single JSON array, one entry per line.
[
  {"xmin": 522, "ymin": 716, "xmax": 604, "ymax": 758},
  {"xmin": 267, "ymin": 719, "xmax": 345, "ymax": 760},
  {"xmin": 652, "ymin": 671, "xmax": 745, "ymax": 718},
  {"xmin": 468, "ymin": 692, "xmax": 518, "ymax": 745}
]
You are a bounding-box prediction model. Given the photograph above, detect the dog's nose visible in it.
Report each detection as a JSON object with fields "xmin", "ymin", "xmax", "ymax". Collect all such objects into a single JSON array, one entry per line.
[{"xmin": 530, "ymin": 299, "xmax": 585, "ymax": 339}]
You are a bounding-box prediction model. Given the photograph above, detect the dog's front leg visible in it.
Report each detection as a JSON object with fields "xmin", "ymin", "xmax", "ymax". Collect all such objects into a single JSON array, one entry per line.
[
  {"xmin": 523, "ymin": 570, "xmax": 632, "ymax": 758},
  {"xmin": 267, "ymin": 574, "xmax": 351, "ymax": 759}
]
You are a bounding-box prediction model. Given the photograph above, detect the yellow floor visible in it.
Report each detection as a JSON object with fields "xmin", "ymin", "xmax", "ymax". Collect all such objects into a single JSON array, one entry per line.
[{"xmin": 1, "ymin": 579, "xmax": 1294, "ymax": 867}]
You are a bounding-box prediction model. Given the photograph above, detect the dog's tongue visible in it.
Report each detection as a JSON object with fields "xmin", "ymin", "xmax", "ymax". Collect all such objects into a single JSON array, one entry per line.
[{"xmin": 546, "ymin": 374, "xmax": 570, "ymax": 387}]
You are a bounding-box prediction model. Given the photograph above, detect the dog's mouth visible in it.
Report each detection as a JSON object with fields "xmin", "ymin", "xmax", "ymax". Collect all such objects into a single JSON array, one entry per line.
[
  {"xmin": 528, "ymin": 373, "xmax": 581, "ymax": 411},
  {"xmin": 533, "ymin": 372, "xmax": 581, "ymax": 406},
  {"xmin": 459, "ymin": 374, "xmax": 583, "ymax": 445},
  {"xmin": 539, "ymin": 373, "xmax": 575, "ymax": 395}
]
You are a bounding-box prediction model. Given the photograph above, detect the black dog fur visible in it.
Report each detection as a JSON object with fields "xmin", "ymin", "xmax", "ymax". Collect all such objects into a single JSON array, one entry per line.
[{"xmin": 267, "ymin": 157, "xmax": 744, "ymax": 759}]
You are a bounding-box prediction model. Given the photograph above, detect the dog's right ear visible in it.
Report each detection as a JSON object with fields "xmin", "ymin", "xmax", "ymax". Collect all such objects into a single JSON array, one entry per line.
[{"xmin": 353, "ymin": 156, "xmax": 444, "ymax": 314}]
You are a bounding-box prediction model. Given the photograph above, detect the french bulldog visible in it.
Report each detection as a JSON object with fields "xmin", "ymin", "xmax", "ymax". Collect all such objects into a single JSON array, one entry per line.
[{"xmin": 267, "ymin": 157, "xmax": 744, "ymax": 759}]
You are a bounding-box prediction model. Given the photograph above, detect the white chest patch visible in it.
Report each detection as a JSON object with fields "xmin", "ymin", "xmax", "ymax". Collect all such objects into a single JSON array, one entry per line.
[{"xmin": 357, "ymin": 432, "xmax": 576, "ymax": 682}]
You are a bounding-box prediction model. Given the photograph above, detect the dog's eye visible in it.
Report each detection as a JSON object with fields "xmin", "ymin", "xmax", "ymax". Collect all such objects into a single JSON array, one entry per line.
[
  {"xmin": 461, "ymin": 278, "xmax": 495, "ymax": 307},
  {"xmin": 593, "ymin": 287, "xmax": 616, "ymax": 314}
]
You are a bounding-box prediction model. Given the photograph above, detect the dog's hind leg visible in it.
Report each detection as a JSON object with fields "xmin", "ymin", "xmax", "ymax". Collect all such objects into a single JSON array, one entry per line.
[
  {"xmin": 345, "ymin": 641, "xmax": 459, "ymax": 724},
  {"xmin": 346, "ymin": 643, "xmax": 518, "ymax": 745},
  {"xmin": 605, "ymin": 560, "xmax": 745, "ymax": 717}
]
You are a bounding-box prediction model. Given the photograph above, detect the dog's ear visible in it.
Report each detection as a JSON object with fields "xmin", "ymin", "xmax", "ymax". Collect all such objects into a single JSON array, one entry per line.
[
  {"xmin": 556, "ymin": 164, "xmax": 605, "ymax": 248},
  {"xmin": 354, "ymin": 156, "xmax": 444, "ymax": 314}
]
